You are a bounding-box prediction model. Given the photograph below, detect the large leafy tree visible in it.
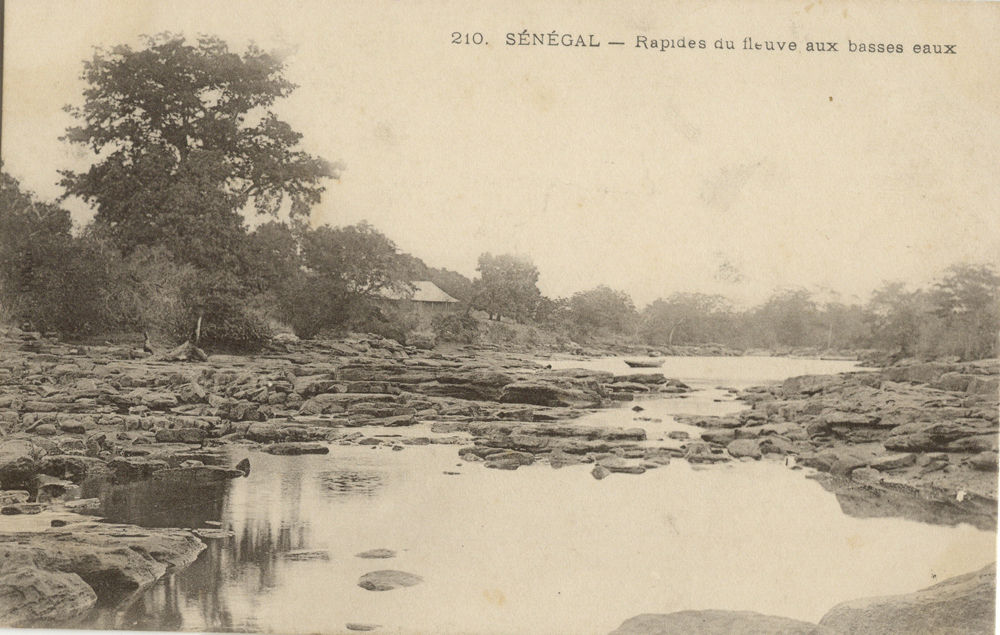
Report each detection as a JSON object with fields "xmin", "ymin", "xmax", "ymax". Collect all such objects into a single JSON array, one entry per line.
[
  {"xmin": 928, "ymin": 264, "xmax": 1000, "ymax": 359},
  {"xmin": 60, "ymin": 34, "xmax": 336, "ymax": 268},
  {"xmin": 567, "ymin": 285, "xmax": 637, "ymax": 336},
  {"xmin": 471, "ymin": 253, "xmax": 541, "ymax": 322},
  {"xmin": 640, "ymin": 293, "xmax": 732, "ymax": 346},
  {"xmin": 865, "ymin": 282, "xmax": 926, "ymax": 356}
]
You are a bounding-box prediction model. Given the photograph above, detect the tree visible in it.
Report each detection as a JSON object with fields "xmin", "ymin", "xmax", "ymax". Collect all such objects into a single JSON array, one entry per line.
[
  {"xmin": 300, "ymin": 222, "xmax": 407, "ymax": 298},
  {"xmin": 245, "ymin": 220, "xmax": 302, "ymax": 293},
  {"xmin": 470, "ymin": 253, "xmax": 541, "ymax": 322},
  {"xmin": 640, "ymin": 293, "xmax": 732, "ymax": 346},
  {"xmin": 753, "ymin": 289, "xmax": 820, "ymax": 348},
  {"xmin": 927, "ymin": 264, "xmax": 1000, "ymax": 359},
  {"xmin": 567, "ymin": 286, "xmax": 637, "ymax": 336},
  {"xmin": 60, "ymin": 34, "xmax": 336, "ymax": 266},
  {"xmin": 865, "ymin": 282, "xmax": 925, "ymax": 356}
]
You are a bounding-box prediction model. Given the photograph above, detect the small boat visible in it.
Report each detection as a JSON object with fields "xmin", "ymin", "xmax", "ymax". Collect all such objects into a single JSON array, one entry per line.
[{"xmin": 624, "ymin": 359, "xmax": 665, "ymax": 368}]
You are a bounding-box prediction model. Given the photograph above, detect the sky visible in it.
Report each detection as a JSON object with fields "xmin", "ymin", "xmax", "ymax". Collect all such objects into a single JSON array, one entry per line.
[{"xmin": 3, "ymin": 0, "xmax": 999, "ymax": 307}]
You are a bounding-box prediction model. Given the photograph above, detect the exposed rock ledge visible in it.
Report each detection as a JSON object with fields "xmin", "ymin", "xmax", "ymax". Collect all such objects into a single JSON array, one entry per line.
[
  {"xmin": 0, "ymin": 522, "xmax": 205, "ymax": 627},
  {"xmin": 609, "ymin": 562, "xmax": 996, "ymax": 635}
]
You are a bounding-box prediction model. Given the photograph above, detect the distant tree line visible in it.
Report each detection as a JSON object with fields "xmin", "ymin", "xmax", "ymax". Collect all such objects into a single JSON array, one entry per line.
[{"xmin": 1, "ymin": 33, "xmax": 997, "ymax": 359}]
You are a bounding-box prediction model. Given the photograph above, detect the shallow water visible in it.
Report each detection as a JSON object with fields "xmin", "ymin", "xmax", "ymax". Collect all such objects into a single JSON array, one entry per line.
[{"xmin": 83, "ymin": 357, "xmax": 995, "ymax": 635}]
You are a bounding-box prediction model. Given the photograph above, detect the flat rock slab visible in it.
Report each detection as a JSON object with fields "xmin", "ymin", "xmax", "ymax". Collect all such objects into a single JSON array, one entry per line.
[
  {"xmin": 609, "ymin": 611, "xmax": 836, "ymax": 635},
  {"xmin": 357, "ymin": 570, "xmax": 423, "ymax": 591},
  {"xmin": 0, "ymin": 566, "xmax": 98, "ymax": 627},
  {"xmin": 264, "ymin": 442, "xmax": 330, "ymax": 456},
  {"xmin": 355, "ymin": 549, "xmax": 396, "ymax": 559},
  {"xmin": 819, "ymin": 562, "xmax": 996, "ymax": 635},
  {"xmin": 346, "ymin": 623, "xmax": 381, "ymax": 632}
]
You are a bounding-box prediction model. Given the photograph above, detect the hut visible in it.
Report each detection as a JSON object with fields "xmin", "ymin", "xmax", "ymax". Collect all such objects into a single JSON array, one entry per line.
[{"xmin": 377, "ymin": 281, "xmax": 460, "ymax": 318}]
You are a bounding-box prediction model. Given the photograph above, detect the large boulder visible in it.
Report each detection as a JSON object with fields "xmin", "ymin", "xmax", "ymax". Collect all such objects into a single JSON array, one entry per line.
[
  {"xmin": 608, "ymin": 611, "xmax": 835, "ymax": 634},
  {"xmin": 819, "ymin": 562, "xmax": 996, "ymax": 635},
  {"xmin": 154, "ymin": 427, "xmax": 207, "ymax": 444},
  {"xmin": 0, "ymin": 565, "xmax": 97, "ymax": 627},
  {"xmin": 0, "ymin": 439, "xmax": 42, "ymax": 489},
  {"xmin": 884, "ymin": 422, "xmax": 983, "ymax": 452},
  {"xmin": 499, "ymin": 381, "xmax": 601, "ymax": 408}
]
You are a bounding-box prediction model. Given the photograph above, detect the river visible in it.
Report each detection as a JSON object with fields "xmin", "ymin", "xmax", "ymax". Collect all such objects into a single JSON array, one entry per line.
[{"xmin": 81, "ymin": 356, "xmax": 996, "ymax": 634}]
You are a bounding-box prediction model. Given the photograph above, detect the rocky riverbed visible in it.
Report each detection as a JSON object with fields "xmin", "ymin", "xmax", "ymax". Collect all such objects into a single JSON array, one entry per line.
[
  {"xmin": 0, "ymin": 327, "xmax": 996, "ymax": 631},
  {"xmin": 680, "ymin": 359, "xmax": 999, "ymax": 531}
]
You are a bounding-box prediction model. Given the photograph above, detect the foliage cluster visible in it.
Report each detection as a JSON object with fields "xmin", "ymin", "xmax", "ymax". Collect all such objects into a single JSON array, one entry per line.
[{"xmin": 3, "ymin": 34, "xmax": 997, "ymax": 359}]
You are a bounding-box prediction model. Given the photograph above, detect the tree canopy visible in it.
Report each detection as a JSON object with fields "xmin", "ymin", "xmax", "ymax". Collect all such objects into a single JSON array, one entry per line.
[
  {"xmin": 471, "ymin": 253, "xmax": 541, "ymax": 322},
  {"xmin": 60, "ymin": 33, "xmax": 336, "ymax": 266},
  {"xmin": 567, "ymin": 285, "xmax": 637, "ymax": 335}
]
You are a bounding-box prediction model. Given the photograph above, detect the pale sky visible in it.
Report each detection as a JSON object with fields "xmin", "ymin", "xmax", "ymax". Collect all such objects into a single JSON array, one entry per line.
[{"xmin": 3, "ymin": 0, "xmax": 999, "ymax": 307}]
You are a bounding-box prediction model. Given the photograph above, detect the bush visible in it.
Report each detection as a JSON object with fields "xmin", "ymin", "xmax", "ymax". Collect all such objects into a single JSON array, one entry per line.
[
  {"xmin": 168, "ymin": 272, "xmax": 273, "ymax": 352},
  {"xmin": 431, "ymin": 313, "xmax": 481, "ymax": 344},
  {"xmin": 364, "ymin": 305, "xmax": 419, "ymax": 345},
  {"xmin": 277, "ymin": 275, "xmax": 351, "ymax": 339}
]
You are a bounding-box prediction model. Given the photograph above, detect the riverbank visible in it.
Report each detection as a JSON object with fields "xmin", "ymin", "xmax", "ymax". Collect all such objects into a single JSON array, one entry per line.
[
  {"xmin": 680, "ymin": 359, "xmax": 999, "ymax": 530},
  {"xmin": 0, "ymin": 328, "xmax": 995, "ymax": 630}
]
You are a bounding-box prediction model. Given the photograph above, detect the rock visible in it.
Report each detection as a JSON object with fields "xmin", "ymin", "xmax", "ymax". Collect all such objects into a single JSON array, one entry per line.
[
  {"xmin": 591, "ymin": 465, "xmax": 611, "ymax": 480},
  {"xmin": 0, "ymin": 491, "xmax": 30, "ymax": 505},
  {"xmin": 380, "ymin": 414, "xmax": 417, "ymax": 427},
  {"xmin": 192, "ymin": 529, "xmax": 235, "ymax": 540},
  {"xmin": 966, "ymin": 376, "xmax": 999, "ymax": 396},
  {"xmin": 281, "ymin": 550, "xmax": 330, "ymax": 561},
  {"xmin": 141, "ymin": 392, "xmax": 179, "ymax": 410},
  {"xmin": 64, "ymin": 498, "xmax": 101, "ymax": 513},
  {"xmin": 701, "ymin": 429, "xmax": 737, "ymax": 445},
  {"xmin": 0, "ymin": 566, "xmax": 97, "ymax": 627},
  {"xmin": 869, "ymin": 454, "xmax": 917, "ymax": 471},
  {"xmin": 499, "ymin": 380, "xmax": 601, "ymax": 408},
  {"xmin": 727, "ymin": 439, "xmax": 762, "ymax": 460},
  {"xmin": 2, "ymin": 503, "xmax": 46, "ymax": 515},
  {"xmin": 684, "ymin": 442, "xmax": 731, "ymax": 464},
  {"xmin": 597, "ymin": 457, "xmax": 646, "ymax": 474},
  {"xmin": 0, "ymin": 439, "xmax": 41, "ymax": 489},
  {"xmin": 154, "ymin": 427, "xmax": 207, "ymax": 444},
  {"xmin": 107, "ymin": 456, "xmax": 170, "ymax": 481},
  {"xmin": 235, "ymin": 458, "xmax": 251, "ymax": 476},
  {"xmin": 152, "ymin": 466, "xmax": 245, "ymax": 484},
  {"xmin": 346, "ymin": 623, "xmax": 381, "ymax": 631},
  {"xmin": 263, "ymin": 442, "xmax": 330, "ymax": 456},
  {"xmin": 0, "ymin": 523, "xmax": 204, "ymax": 603},
  {"xmin": 37, "ymin": 455, "xmax": 105, "ymax": 483},
  {"xmin": 609, "ymin": 611, "xmax": 835, "ymax": 635},
  {"xmin": 246, "ymin": 423, "xmax": 283, "ymax": 442},
  {"xmin": 405, "ymin": 332, "xmax": 436, "ymax": 350},
  {"xmin": 782, "ymin": 374, "xmax": 842, "ymax": 396},
  {"xmin": 357, "ymin": 570, "xmax": 423, "ymax": 591},
  {"xmin": 884, "ymin": 422, "xmax": 982, "ymax": 452},
  {"xmin": 484, "ymin": 451, "xmax": 535, "ymax": 470},
  {"xmin": 947, "ymin": 435, "xmax": 998, "ymax": 453},
  {"xmin": 830, "ymin": 454, "xmax": 870, "ymax": 477},
  {"xmin": 356, "ymin": 549, "xmax": 397, "ymax": 559},
  {"xmin": 968, "ymin": 451, "xmax": 999, "ymax": 472},
  {"xmin": 819, "ymin": 562, "xmax": 996, "ymax": 635},
  {"xmin": 851, "ymin": 467, "xmax": 883, "ymax": 483}
]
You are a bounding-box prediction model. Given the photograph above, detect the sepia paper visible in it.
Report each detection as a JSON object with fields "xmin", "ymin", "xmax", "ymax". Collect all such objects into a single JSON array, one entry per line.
[{"xmin": 1, "ymin": 0, "xmax": 998, "ymax": 634}]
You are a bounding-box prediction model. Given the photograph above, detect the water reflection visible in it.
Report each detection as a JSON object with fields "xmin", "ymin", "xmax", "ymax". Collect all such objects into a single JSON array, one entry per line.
[
  {"xmin": 72, "ymin": 356, "xmax": 994, "ymax": 635},
  {"xmin": 81, "ymin": 471, "xmax": 229, "ymax": 528},
  {"xmin": 317, "ymin": 469, "xmax": 385, "ymax": 497}
]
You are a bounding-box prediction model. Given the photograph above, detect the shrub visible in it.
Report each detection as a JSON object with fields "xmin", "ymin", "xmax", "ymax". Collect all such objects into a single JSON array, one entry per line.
[
  {"xmin": 168, "ymin": 272, "xmax": 273, "ymax": 352},
  {"xmin": 431, "ymin": 313, "xmax": 481, "ymax": 344},
  {"xmin": 364, "ymin": 305, "xmax": 420, "ymax": 345},
  {"xmin": 277, "ymin": 275, "xmax": 351, "ymax": 339}
]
